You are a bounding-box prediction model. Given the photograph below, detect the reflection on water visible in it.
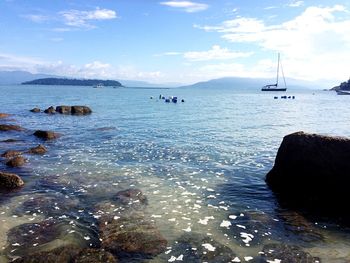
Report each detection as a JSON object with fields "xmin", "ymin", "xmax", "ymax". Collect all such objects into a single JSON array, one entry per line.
[{"xmin": 1, "ymin": 86, "xmax": 350, "ymax": 262}]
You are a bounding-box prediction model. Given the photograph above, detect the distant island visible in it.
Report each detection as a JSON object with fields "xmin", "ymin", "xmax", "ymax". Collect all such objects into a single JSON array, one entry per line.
[
  {"xmin": 332, "ymin": 79, "xmax": 350, "ymax": 91},
  {"xmin": 22, "ymin": 78, "xmax": 123, "ymax": 87}
]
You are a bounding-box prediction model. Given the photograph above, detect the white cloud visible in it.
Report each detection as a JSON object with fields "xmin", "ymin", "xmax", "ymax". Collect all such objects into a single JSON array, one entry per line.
[
  {"xmin": 289, "ymin": 1, "xmax": 304, "ymax": 7},
  {"xmin": 59, "ymin": 8, "xmax": 117, "ymax": 28},
  {"xmin": 22, "ymin": 14, "xmax": 49, "ymax": 23},
  {"xmin": 183, "ymin": 45, "xmax": 252, "ymax": 61},
  {"xmin": 160, "ymin": 1, "xmax": 209, "ymax": 13},
  {"xmin": 196, "ymin": 5, "xmax": 350, "ymax": 81}
]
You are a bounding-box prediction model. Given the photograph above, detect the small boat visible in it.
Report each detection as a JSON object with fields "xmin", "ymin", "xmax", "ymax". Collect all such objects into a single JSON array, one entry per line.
[
  {"xmin": 93, "ymin": 83, "xmax": 104, "ymax": 88},
  {"xmin": 336, "ymin": 90, "xmax": 350, "ymax": 95},
  {"xmin": 262, "ymin": 53, "xmax": 287, "ymax": 91}
]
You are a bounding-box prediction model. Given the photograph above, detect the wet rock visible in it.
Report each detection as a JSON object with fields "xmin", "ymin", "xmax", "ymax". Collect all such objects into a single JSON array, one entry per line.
[
  {"xmin": 100, "ymin": 212, "xmax": 167, "ymax": 257},
  {"xmin": 71, "ymin": 106, "xmax": 92, "ymax": 115},
  {"xmin": 0, "ymin": 113, "xmax": 10, "ymax": 118},
  {"xmin": 114, "ymin": 188, "xmax": 147, "ymax": 207},
  {"xmin": 75, "ymin": 249, "xmax": 118, "ymax": 263},
  {"xmin": 12, "ymin": 246, "xmax": 82, "ymax": 263},
  {"xmin": 266, "ymin": 132, "xmax": 350, "ymax": 214},
  {"xmin": 15, "ymin": 193, "xmax": 80, "ymax": 217},
  {"xmin": 27, "ymin": 144, "xmax": 47, "ymax": 154},
  {"xmin": 0, "ymin": 139, "xmax": 23, "ymax": 143},
  {"xmin": 6, "ymin": 156, "xmax": 26, "ymax": 167},
  {"xmin": 0, "ymin": 124, "xmax": 23, "ymax": 131},
  {"xmin": 1, "ymin": 150, "xmax": 22, "ymax": 159},
  {"xmin": 56, "ymin": 106, "xmax": 72, "ymax": 114},
  {"xmin": 30, "ymin": 108, "xmax": 41, "ymax": 113},
  {"xmin": 163, "ymin": 233, "xmax": 237, "ymax": 263},
  {"xmin": 6, "ymin": 219, "xmax": 97, "ymax": 257},
  {"xmin": 34, "ymin": 130, "xmax": 60, "ymax": 140},
  {"xmin": 260, "ymin": 243, "xmax": 321, "ymax": 263},
  {"xmin": 278, "ymin": 210, "xmax": 324, "ymax": 243},
  {"xmin": 44, "ymin": 106, "xmax": 56, "ymax": 114},
  {"xmin": 0, "ymin": 171, "xmax": 24, "ymax": 189}
]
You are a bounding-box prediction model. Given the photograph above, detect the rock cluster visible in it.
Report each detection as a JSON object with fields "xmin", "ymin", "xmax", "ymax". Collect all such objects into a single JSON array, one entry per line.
[{"xmin": 37, "ymin": 105, "xmax": 92, "ymax": 115}]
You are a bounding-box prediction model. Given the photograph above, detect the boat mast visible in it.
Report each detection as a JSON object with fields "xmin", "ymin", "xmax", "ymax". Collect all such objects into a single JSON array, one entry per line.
[{"xmin": 276, "ymin": 53, "xmax": 280, "ymax": 87}]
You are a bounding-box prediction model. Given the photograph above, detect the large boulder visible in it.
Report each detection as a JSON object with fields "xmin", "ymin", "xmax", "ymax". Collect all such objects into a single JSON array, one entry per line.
[
  {"xmin": 34, "ymin": 130, "xmax": 60, "ymax": 140},
  {"xmin": 266, "ymin": 131, "xmax": 350, "ymax": 214},
  {"xmin": 0, "ymin": 171, "xmax": 24, "ymax": 189},
  {"xmin": 0, "ymin": 124, "xmax": 23, "ymax": 131},
  {"xmin": 56, "ymin": 106, "xmax": 72, "ymax": 114},
  {"xmin": 71, "ymin": 106, "xmax": 92, "ymax": 115}
]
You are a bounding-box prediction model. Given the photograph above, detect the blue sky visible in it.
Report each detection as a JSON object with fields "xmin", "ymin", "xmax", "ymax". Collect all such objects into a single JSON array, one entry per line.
[{"xmin": 0, "ymin": 0, "xmax": 349, "ymax": 84}]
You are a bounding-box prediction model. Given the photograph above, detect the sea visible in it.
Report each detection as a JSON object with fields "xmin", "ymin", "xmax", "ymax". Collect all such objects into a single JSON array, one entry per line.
[{"xmin": 1, "ymin": 84, "xmax": 350, "ymax": 262}]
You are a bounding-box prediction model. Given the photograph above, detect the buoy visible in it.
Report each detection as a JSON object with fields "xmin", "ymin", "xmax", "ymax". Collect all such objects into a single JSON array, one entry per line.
[
  {"xmin": 181, "ymin": 99, "xmax": 185, "ymax": 102},
  {"xmin": 172, "ymin": 98, "xmax": 177, "ymax": 103},
  {"xmin": 159, "ymin": 94, "xmax": 162, "ymax": 99},
  {"xmin": 165, "ymin": 99, "xmax": 170, "ymax": 103},
  {"xmin": 292, "ymin": 96, "xmax": 295, "ymax": 99},
  {"xmin": 274, "ymin": 96, "xmax": 278, "ymax": 99},
  {"xmin": 150, "ymin": 96, "xmax": 153, "ymax": 99},
  {"xmin": 162, "ymin": 96, "xmax": 165, "ymax": 100}
]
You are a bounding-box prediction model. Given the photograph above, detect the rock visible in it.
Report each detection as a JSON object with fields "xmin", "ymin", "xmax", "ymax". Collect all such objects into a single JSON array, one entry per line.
[
  {"xmin": 0, "ymin": 171, "xmax": 24, "ymax": 189},
  {"xmin": 71, "ymin": 106, "xmax": 92, "ymax": 115},
  {"xmin": 260, "ymin": 243, "xmax": 321, "ymax": 263},
  {"xmin": 74, "ymin": 249, "xmax": 117, "ymax": 263},
  {"xmin": 1, "ymin": 150, "xmax": 22, "ymax": 159},
  {"xmin": 56, "ymin": 106, "xmax": 72, "ymax": 114},
  {"xmin": 12, "ymin": 246, "xmax": 82, "ymax": 263},
  {"xmin": 0, "ymin": 139, "xmax": 23, "ymax": 143},
  {"xmin": 6, "ymin": 156, "xmax": 26, "ymax": 167},
  {"xmin": 0, "ymin": 113, "xmax": 10, "ymax": 118},
  {"xmin": 114, "ymin": 188, "xmax": 148, "ymax": 207},
  {"xmin": 0, "ymin": 124, "xmax": 23, "ymax": 131},
  {"xmin": 44, "ymin": 106, "xmax": 56, "ymax": 114},
  {"xmin": 30, "ymin": 108, "xmax": 41, "ymax": 113},
  {"xmin": 266, "ymin": 132, "xmax": 350, "ymax": 214},
  {"xmin": 162, "ymin": 233, "xmax": 237, "ymax": 263},
  {"xmin": 27, "ymin": 144, "xmax": 47, "ymax": 154},
  {"xmin": 34, "ymin": 130, "xmax": 60, "ymax": 140},
  {"xmin": 100, "ymin": 212, "xmax": 167, "ymax": 257}
]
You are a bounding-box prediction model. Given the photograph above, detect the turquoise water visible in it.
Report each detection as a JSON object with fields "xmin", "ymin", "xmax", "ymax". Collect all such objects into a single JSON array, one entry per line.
[{"xmin": 1, "ymin": 85, "xmax": 350, "ymax": 262}]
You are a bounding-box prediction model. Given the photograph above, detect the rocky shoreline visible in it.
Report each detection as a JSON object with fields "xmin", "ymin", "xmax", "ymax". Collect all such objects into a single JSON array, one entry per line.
[{"xmin": 1, "ymin": 110, "xmax": 327, "ymax": 262}]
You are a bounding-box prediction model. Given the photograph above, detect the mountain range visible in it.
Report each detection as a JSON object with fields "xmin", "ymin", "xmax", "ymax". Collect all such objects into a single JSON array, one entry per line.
[{"xmin": 0, "ymin": 70, "xmax": 335, "ymax": 89}]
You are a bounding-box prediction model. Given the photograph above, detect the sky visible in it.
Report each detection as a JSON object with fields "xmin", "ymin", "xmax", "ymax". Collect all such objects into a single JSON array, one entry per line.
[{"xmin": 0, "ymin": 0, "xmax": 349, "ymax": 85}]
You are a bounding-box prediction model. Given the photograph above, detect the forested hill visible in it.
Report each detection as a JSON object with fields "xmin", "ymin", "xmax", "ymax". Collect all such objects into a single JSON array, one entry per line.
[{"xmin": 22, "ymin": 78, "xmax": 123, "ymax": 87}]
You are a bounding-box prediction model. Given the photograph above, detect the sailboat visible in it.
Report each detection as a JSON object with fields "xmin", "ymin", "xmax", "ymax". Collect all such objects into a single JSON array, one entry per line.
[{"xmin": 261, "ymin": 53, "xmax": 287, "ymax": 91}]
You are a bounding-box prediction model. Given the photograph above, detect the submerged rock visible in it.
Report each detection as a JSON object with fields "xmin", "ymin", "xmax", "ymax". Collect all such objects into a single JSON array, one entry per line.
[
  {"xmin": 0, "ymin": 139, "xmax": 23, "ymax": 143},
  {"xmin": 165, "ymin": 233, "xmax": 237, "ymax": 263},
  {"xmin": 75, "ymin": 249, "xmax": 118, "ymax": 263},
  {"xmin": 34, "ymin": 130, "xmax": 60, "ymax": 140},
  {"xmin": 100, "ymin": 212, "xmax": 167, "ymax": 257},
  {"xmin": 6, "ymin": 156, "xmax": 26, "ymax": 167},
  {"xmin": 44, "ymin": 106, "xmax": 56, "ymax": 114},
  {"xmin": 27, "ymin": 144, "xmax": 47, "ymax": 154},
  {"xmin": 260, "ymin": 243, "xmax": 321, "ymax": 263},
  {"xmin": 1, "ymin": 150, "xmax": 22, "ymax": 159},
  {"xmin": 113, "ymin": 188, "xmax": 148, "ymax": 207},
  {"xmin": 12, "ymin": 246, "xmax": 81, "ymax": 263},
  {"xmin": 71, "ymin": 106, "xmax": 92, "ymax": 115},
  {"xmin": 0, "ymin": 124, "xmax": 23, "ymax": 131},
  {"xmin": 0, "ymin": 171, "xmax": 24, "ymax": 189},
  {"xmin": 30, "ymin": 108, "xmax": 41, "ymax": 113},
  {"xmin": 0, "ymin": 113, "xmax": 10, "ymax": 118},
  {"xmin": 56, "ymin": 106, "xmax": 72, "ymax": 114},
  {"xmin": 266, "ymin": 131, "xmax": 350, "ymax": 215}
]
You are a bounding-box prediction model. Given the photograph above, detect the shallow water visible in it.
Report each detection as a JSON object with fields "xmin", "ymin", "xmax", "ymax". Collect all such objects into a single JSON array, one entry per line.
[{"xmin": 1, "ymin": 85, "xmax": 350, "ymax": 262}]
